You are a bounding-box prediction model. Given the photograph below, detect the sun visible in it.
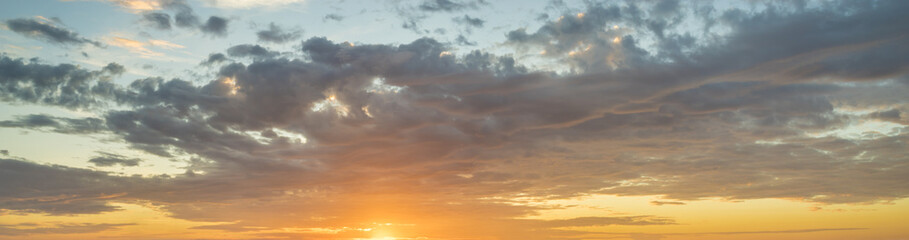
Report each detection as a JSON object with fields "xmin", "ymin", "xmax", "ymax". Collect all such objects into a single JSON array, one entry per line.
[
  {"xmin": 364, "ymin": 227, "xmax": 398, "ymax": 240},
  {"xmin": 354, "ymin": 237, "xmax": 396, "ymax": 240}
]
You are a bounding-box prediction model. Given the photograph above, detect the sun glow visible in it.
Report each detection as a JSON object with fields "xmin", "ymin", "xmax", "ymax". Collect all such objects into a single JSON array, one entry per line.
[
  {"xmin": 222, "ymin": 77, "xmax": 240, "ymax": 95},
  {"xmin": 311, "ymin": 93, "xmax": 351, "ymax": 116},
  {"xmin": 115, "ymin": 0, "xmax": 161, "ymax": 11}
]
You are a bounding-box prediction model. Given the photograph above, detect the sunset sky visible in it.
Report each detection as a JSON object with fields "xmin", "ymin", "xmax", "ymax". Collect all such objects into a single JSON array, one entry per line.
[{"xmin": 1, "ymin": 0, "xmax": 908, "ymax": 239}]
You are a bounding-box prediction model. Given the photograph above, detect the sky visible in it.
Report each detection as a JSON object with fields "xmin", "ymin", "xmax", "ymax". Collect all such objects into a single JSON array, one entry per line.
[{"xmin": 0, "ymin": 0, "xmax": 908, "ymax": 239}]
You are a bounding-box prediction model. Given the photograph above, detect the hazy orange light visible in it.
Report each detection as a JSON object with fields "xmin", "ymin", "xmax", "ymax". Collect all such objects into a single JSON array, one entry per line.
[{"xmin": 223, "ymin": 77, "xmax": 240, "ymax": 95}]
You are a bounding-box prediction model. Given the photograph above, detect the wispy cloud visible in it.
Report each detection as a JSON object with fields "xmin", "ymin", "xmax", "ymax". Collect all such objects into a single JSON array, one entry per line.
[
  {"xmin": 107, "ymin": 36, "xmax": 161, "ymax": 57},
  {"xmin": 202, "ymin": 0, "xmax": 306, "ymax": 9},
  {"xmin": 104, "ymin": 0, "xmax": 162, "ymax": 12},
  {"xmin": 2, "ymin": 17, "xmax": 102, "ymax": 47},
  {"xmin": 148, "ymin": 39, "xmax": 184, "ymax": 49}
]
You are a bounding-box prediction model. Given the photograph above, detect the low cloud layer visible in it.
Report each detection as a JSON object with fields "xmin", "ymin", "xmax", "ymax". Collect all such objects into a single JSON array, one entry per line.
[{"xmin": 0, "ymin": 223, "xmax": 135, "ymax": 236}]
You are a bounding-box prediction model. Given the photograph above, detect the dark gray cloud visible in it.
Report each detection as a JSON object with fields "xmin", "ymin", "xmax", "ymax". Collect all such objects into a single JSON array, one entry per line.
[
  {"xmin": 102, "ymin": 62, "xmax": 126, "ymax": 75},
  {"xmin": 0, "ymin": 158, "xmax": 133, "ymax": 215},
  {"xmin": 3, "ymin": 18, "xmax": 102, "ymax": 47},
  {"xmin": 455, "ymin": 34, "xmax": 476, "ymax": 46},
  {"xmin": 869, "ymin": 109, "xmax": 902, "ymax": 121},
  {"xmin": 226, "ymin": 44, "xmax": 278, "ymax": 58},
  {"xmin": 200, "ymin": 16, "xmax": 229, "ymax": 37},
  {"xmin": 0, "ymin": 55, "xmax": 125, "ymax": 108},
  {"xmin": 323, "ymin": 14, "xmax": 344, "ymax": 22},
  {"xmin": 452, "ymin": 14, "xmax": 484, "ymax": 28},
  {"xmin": 418, "ymin": 0, "xmax": 485, "ymax": 12},
  {"xmin": 256, "ymin": 22, "xmax": 302, "ymax": 44},
  {"xmin": 141, "ymin": 12, "xmax": 172, "ymax": 30},
  {"xmin": 201, "ymin": 53, "xmax": 229, "ymax": 65},
  {"xmin": 152, "ymin": 0, "xmax": 229, "ymax": 36},
  {"xmin": 400, "ymin": 18, "xmax": 425, "ymax": 34},
  {"xmin": 88, "ymin": 152, "xmax": 142, "ymax": 167},
  {"xmin": 174, "ymin": 10, "xmax": 199, "ymax": 28},
  {"xmin": 162, "ymin": 0, "xmax": 199, "ymax": 28},
  {"xmin": 396, "ymin": 0, "xmax": 486, "ymax": 34},
  {"xmin": 0, "ymin": 114, "xmax": 106, "ymax": 134}
]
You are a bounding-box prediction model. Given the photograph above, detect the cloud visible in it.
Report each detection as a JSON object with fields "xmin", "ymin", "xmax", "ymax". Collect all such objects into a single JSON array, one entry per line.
[
  {"xmin": 155, "ymin": 0, "xmax": 197, "ymax": 27},
  {"xmin": 418, "ymin": 0, "xmax": 485, "ymax": 12},
  {"xmin": 0, "ymin": 55, "xmax": 124, "ymax": 108},
  {"xmin": 650, "ymin": 200, "xmax": 686, "ymax": 206},
  {"xmin": 3, "ymin": 18, "xmax": 102, "ymax": 47},
  {"xmin": 103, "ymin": 62, "xmax": 127, "ymax": 75},
  {"xmin": 105, "ymin": 37, "xmax": 183, "ymax": 58},
  {"xmin": 201, "ymin": 52, "xmax": 229, "ymax": 65},
  {"xmin": 200, "ymin": 16, "xmax": 229, "ymax": 37},
  {"xmin": 256, "ymin": 22, "xmax": 302, "ymax": 44},
  {"xmin": 134, "ymin": 0, "xmax": 230, "ymax": 36},
  {"xmin": 88, "ymin": 152, "xmax": 142, "ymax": 167},
  {"xmin": 395, "ymin": 0, "xmax": 486, "ymax": 34},
  {"xmin": 540, "ymin": 216, "xmax": 675, "ymax": 228},
  {"xmin": 148, "ymin": 39, "xmax": 184, "ymax": 49},
  {"xmin": 172, "ymin": 10, "xmax": 199, "ymax": 28},
  {"xmin": 202, "ymin": 0, "xmax": 305, "ymax": 9},
  {"xmin": 452, "ymin": 14, "xmax": 484, "ymax": 28},
  {"xmin": 581, "ymin": 227, "xmax": 868, "ymax": 239},
  {"xmin": 226, "ymin": 44, "xmax": 278, "ymax": 58},
  {"xmin": 693, "ymin": 228, "xmax": 868, "ymax": 235},
  {"xmin": 400, "ymin": 18, "xmax": 424, "ymax": 34},
  {"xmin": 4, "ymin": 1, "xmax": 909, "ymax": 213},
  {"xmin": 869, "ymin": 109, "xmax": 902, "ymax": 121},
  {"xmin": 455, "ymin": 34, "xmax": 476, "ymax": 46},
  {"xmin": 322, "ymin": 14, "xmax": 344, "ymax": 22},
  {"xmin": 140, "ymin": 11, "xmax": 171, "ymax": 30},
  {"xmin": 0, "ymin": 158, "xmax": 134, "ymax": 215},
  {"xmin": 0, "ymin": 114, "xmax": 106, "ymax": 134},
  {"xmin": 0, "ymin": 223, "xmax": 135, "ymax": 236}
]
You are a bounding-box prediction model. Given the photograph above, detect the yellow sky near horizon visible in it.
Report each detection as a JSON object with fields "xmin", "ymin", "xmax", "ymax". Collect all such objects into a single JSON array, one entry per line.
[{"xmin": 2, "ymin": 194, "xmax": 907, "ymax": 240}]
